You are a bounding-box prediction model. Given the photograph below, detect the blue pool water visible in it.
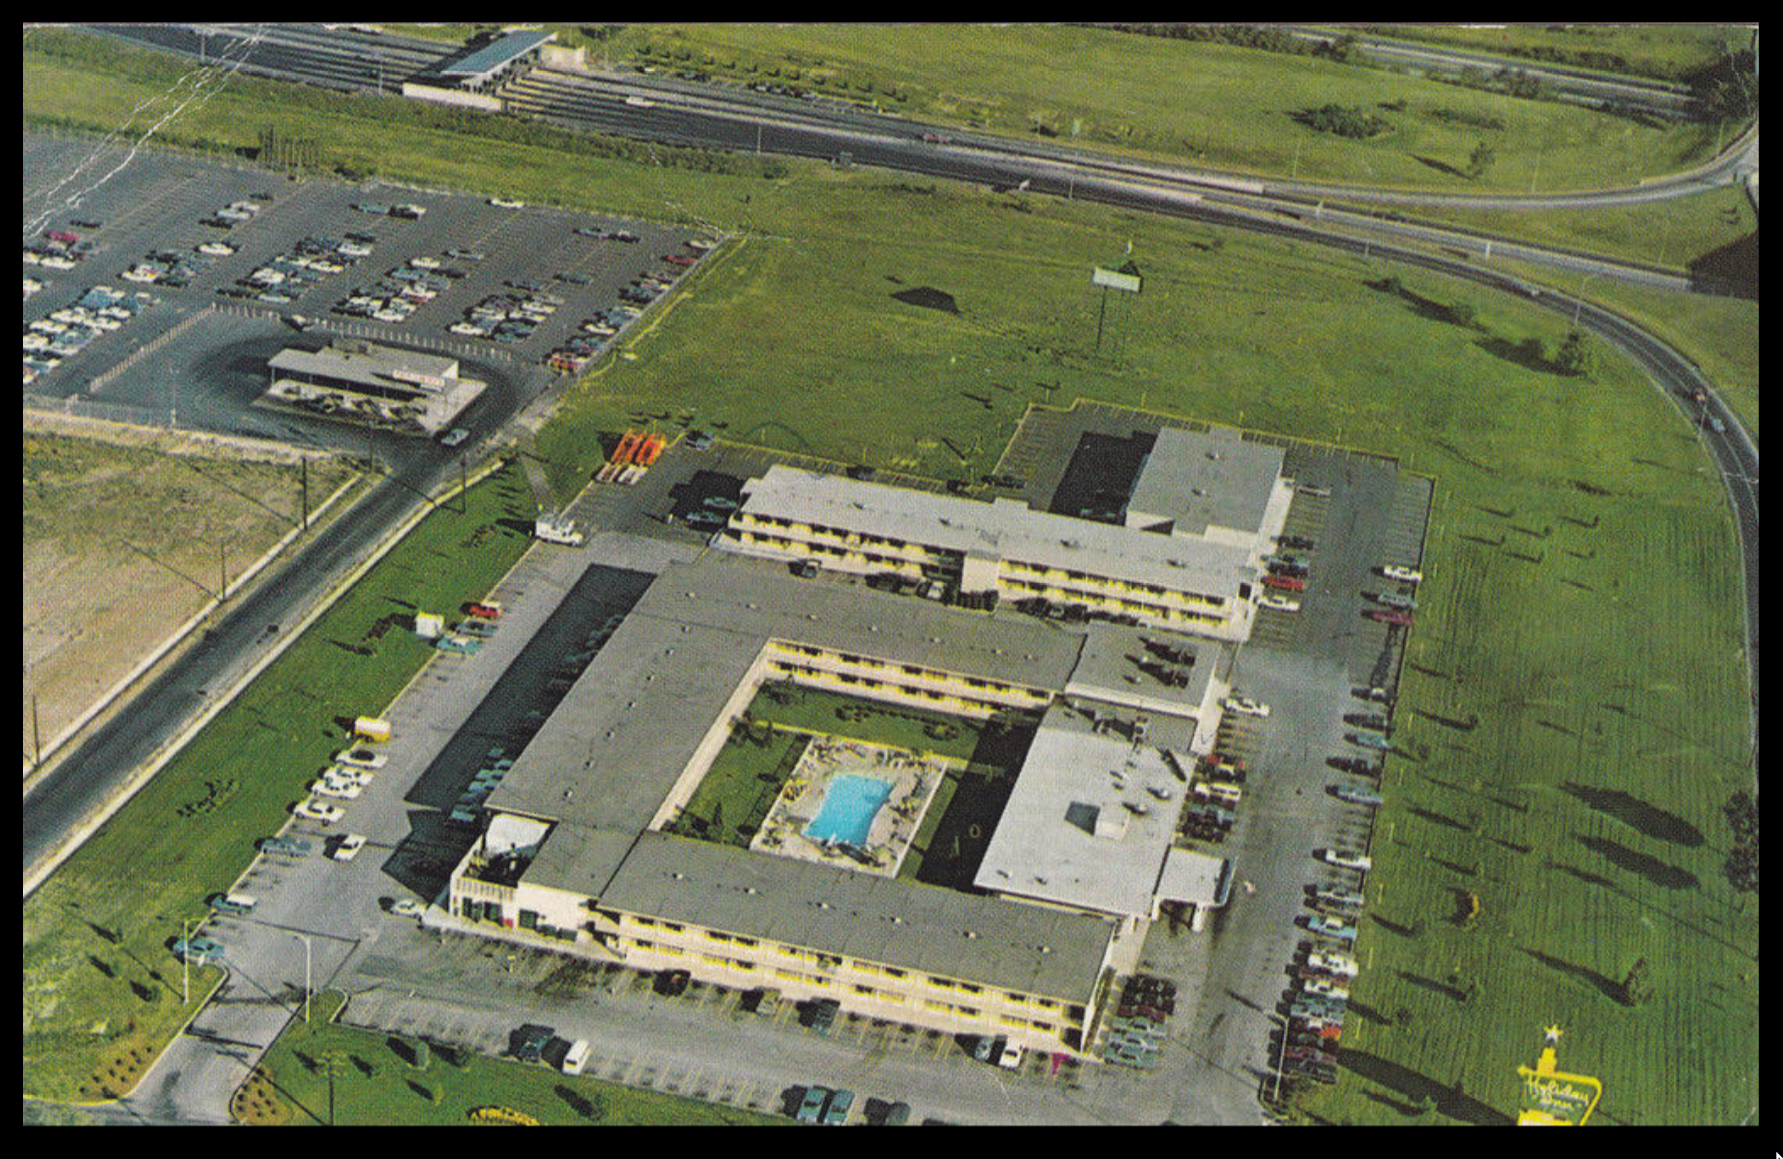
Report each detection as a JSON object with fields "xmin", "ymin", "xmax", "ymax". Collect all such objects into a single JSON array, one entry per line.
[{"xmin": 804, "ymin": 774, "xmax": 895, "ymax": 846}]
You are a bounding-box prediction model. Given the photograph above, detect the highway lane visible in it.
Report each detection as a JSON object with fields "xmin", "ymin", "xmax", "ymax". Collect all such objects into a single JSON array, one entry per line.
[{"xmin": 1281, "ymin": 25, "xmax": 1703, "ymax": 117}]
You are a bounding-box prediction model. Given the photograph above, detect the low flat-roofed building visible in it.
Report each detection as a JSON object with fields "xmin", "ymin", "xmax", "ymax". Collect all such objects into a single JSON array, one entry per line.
[
  {"xmin": 1124, "ymin": 425, "xmax": 1288, "ymax": 544},
  {"xmin": 268, "ymin": 339, "xmax": 461, "ymax": 402},
  {"xmin": 973, "ymin": 703, "xmax": 1195, "ymax": 922},
  {"xmin": 724, "ymin": 465, "xmax": 1261, "ymax": 639}
]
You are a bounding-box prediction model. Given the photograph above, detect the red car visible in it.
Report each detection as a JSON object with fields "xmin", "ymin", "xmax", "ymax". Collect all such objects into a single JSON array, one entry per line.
[
  {"xmin": 1264, "ymin": 574, "xmax": 1306, "ymax": 592},
  {"xmin": 466, "ymin": 601, "xmax": 502, "ymax": 621},
  {"xmin": 1365, "ymin": 609, "xmax": 1412, "ymax": 626},
  {"xmin": 663, "ymin": 254, "xmax": 697, "ymax": 267}
]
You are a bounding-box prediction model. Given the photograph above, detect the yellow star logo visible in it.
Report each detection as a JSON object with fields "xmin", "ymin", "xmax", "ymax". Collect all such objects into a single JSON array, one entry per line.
[{"xmin": 1543, "ymin": 1024, "xmax": 1564, "ymax": 1043}]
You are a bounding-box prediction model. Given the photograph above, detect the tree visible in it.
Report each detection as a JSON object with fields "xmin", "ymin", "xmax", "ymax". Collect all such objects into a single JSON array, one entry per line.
[
  {"xmin": 1466, "ymin": 140, "xmax": 1497, "ymax": 180},
  {"xmin": 1619, "ymin": 957, "xmax": 1653, "ymax": 1006},
  {"xmin": 1554, "ymin": 329, "xmax": 1589, "ymax": 375}
]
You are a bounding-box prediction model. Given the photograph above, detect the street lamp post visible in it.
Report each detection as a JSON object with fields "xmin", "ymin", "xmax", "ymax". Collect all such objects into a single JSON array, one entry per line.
[
  {"xmin": 1268, "ymin": 1012, "xmax": 1289, "ymax": 1105},
  {"xmin": 290, "ymin": 933, "xmax": 312, "ymax": 1023}
]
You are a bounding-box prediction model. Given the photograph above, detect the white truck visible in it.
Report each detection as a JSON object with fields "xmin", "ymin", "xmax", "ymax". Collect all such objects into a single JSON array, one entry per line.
[{"xmin": 534, "ymin": 515, "xmax": 585, "ymax": 546}]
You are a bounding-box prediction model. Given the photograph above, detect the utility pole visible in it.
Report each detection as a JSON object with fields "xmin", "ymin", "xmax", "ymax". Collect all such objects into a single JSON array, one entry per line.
[{"xmin": 300, "ymin": 455, "xmax": 309, "ymax": 530}]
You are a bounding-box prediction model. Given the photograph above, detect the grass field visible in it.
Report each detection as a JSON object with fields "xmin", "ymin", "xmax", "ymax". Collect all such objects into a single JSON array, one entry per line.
[
  {"xmin": 21, "ymin": 33, "xmax": 1758, "ymax": 1123},
  {"xmin": 22, "ymin": 464, "xmax": 535, "ymax": 1101},
  {"xmin": 607, "ymin": 23, "xmax": 1733, "ymax": 193},
  {"xmin": 234, "ymin": 991, "xmax": 782, "ymax": 1125}
]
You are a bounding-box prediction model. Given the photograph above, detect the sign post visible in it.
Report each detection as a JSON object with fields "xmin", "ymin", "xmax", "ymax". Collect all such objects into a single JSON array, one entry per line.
[{"xmin": 1091, "ymin": 261, "xmax": 1143, "ymax": 352}]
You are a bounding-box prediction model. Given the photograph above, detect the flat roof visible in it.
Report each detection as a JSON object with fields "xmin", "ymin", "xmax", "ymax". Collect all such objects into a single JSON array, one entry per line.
[
  {"xmin": 738, "ymin": 465, "xmax": 1257, "ymax": 600},
  {"xmin": 1125, "ymin": 426, "xmax": 1283, "ymax": 536},
  {"xmin": 1063, "ymin": 620, "xmax": 1220, "ymax": 720},
  {"xmin": 484, "ymin": 553, "xmax": 1084, "ymax": 891},
  {"xmin": 269, "ymin": 341, "xmax": 460, "ymax": 393},
  {"xmin": 439, "ymin": 29, "xmax": 555, "ymax": 79},
  {"xmin": 601, "ymin": 831, "xmax": 1116, "ymax": 1002},
  {"xmin": 972, "ymin": 703, "xmax": 1187, "ymax": 919}
]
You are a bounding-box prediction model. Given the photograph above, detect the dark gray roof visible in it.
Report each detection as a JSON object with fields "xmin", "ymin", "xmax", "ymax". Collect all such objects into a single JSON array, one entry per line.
[
  {"xmin": 601, "ymin": 831, "xmax": 1115, "ymax": 1002},
  {"xmin": 439, "ymin": 29, "xmax": 554, "ymax": 79},
  {"xmin": 484, "ymin": 553, "xmax": 1083, "ymax": 892}
]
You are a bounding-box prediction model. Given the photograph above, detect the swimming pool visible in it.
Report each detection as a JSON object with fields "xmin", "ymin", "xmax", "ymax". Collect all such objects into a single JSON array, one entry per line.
[{"xmin": 803, "ymin": 774, "xmax": 895, "ymax": 846}]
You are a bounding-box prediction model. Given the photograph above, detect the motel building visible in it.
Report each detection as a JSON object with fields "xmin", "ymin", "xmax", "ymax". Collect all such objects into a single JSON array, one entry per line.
[
  {"xmin": 718, "ymin": 425, "xmax": 1294, "ymax": 644},
  {"xmin": 445, "ymin": 555, "xmax": 1236, "ymax": 1059}
]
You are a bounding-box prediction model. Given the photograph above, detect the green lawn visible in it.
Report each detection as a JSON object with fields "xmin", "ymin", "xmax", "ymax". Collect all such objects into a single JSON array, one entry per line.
[
  {"xmin": 665, "ymin": 724, "xmax": 810, "ymax": 847},
  {"xmin": 22, "ymin": 464, "xmax": 535, "ymax": 1101},
  {"xmin": 236, "ymin": 991, "xmax": 782, "ymax": 1125}
]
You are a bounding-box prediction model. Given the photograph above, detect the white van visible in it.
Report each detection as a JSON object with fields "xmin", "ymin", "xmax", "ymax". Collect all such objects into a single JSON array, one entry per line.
[{"xmin": 562, "ymin": 1038, "xmax": 591, "ymax": 1075}]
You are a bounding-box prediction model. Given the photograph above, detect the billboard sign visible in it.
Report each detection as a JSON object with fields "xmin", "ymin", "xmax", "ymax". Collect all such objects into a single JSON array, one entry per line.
[{"xmin": 1092, "ymin": 266, "xmax": 1142, "ymax": 293}]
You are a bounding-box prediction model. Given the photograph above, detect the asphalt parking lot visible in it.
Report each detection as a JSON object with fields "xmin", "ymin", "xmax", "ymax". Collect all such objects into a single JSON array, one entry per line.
[{"xmin": 25, "ymin": 131, "xmax": 710, "ymax": 435}]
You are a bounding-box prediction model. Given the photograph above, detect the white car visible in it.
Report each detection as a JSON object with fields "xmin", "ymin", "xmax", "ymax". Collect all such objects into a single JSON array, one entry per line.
[
  {"xmin": 1380, "ymin": 565, "xmax": 1423, "ymax": 583},
  {"xmin": 390, "ymin": 898, "xmax": 424, "ymax": 918},
  {"xmin": 1303, "ymin": 977, "xmax": 1350, "ymax": 1001},
  {"xmin": 1258, "ymin": 594, "xmax": 1300, "ymax": 613},
  {"xmin": 331, "ymin": 833, "xmax": 367, "ymax": 862},
  {"xmin": 294, "ymin": 799, "xmax": 345, "ymax": 824},
  {"xmin": 489, "ymin": 197, "xmax": 525, "ymax": 208},
  {"xmin": 120, "ymin": 266, "xmax": 160, "ymax": 282},
  {"xmin": 1307, "ymin": 950, "xmax": 1358, "ymax": 978},
  {"xmin": 321, "ymin": 765, "xmax": 374, "ymax": 787},
  {"xmin": 1222, "ymin": 696, "xmax": 1271, "ymax": 718},
  {"xmin": 335, "ymin": 747, "xmax": 387, "ymax": 770},
  {"xmin": 198, "ymin": 241, "xmax": 236, "ymax": 256},
  {"xmin": 439, "ymin": 427, "xmax": 470, "ymax": 448},
  {"xmin": 409, "ymin": 256, "xmax": 441, "ymax": 269},
  {"xmin": 1320, "ymin": 849, "xmax": 1372, "ymax": 872},
  {"xmin": 450, "ymin": 322, "xmax": 489, "ymax": 337},
  {"xmin": 311, "ymin": 779, "xmax": 364, "ymax": 801}
]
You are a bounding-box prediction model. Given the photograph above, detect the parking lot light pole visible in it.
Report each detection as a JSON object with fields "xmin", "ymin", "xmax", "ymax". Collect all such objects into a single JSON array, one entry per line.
[
  {"xmin": 183, "ymin": 918, "xmax": 193, "ymax": 1005},
  {"xmin": 1267, "ymin": 1012, "xmax": 1288, "ymax": 1105},
  {"xmin": 290, "ymin": 933, "xmax": 312, "ymax": 1023}
]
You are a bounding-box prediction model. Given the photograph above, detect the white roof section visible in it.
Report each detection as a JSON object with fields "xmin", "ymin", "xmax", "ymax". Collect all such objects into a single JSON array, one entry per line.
[
  {"xmin": 973, "ymin": 703, "xmax": 1186, "ymax": 919},
  {"xmin": 485, "ymin": 813, "xmax": 552, "ymax": 857},
  {"xmin": 740, "ymin": 465, "xmax": 1256, "ymax": 600},
  {"xmin": 1125, "ymin": 425, "xmax": 1284, "ymax": 537},
  {"xmin": 1156, "ymin": 848, "xmax": 1232, "ymax": 908}
]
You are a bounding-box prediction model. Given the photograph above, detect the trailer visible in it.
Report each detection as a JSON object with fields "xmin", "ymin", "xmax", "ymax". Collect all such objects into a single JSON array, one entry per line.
[{"xmin": 353, "ymin": 716, "xmax": 392, "ymax": 743}]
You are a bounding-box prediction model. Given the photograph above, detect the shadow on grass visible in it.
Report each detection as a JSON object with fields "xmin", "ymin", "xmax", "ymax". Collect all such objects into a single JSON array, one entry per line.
[
  {"xmin": 1396, "ymin": 971, "xmax": 1470, "ymax": 1002},
  {"xmin": 1561, "ymin": 782, "xmax": 1704, "ymax": 846},
  {"xmin": 1335, "ymin": 1050, "xmax": 1513, "ymax": 1125},
  {"xmin": 1410, "ymin": 154, "xmax": 1471, "ymax": 180},
  {"xmin": 1575, "ymin": 833, "xmax": 1700, "ymax": 890},
  {"xmin": 1518, "ymin": 945, "xmax": 1626, "ymax": 1004},
  {"xmin": 1408, "ymin": 805, "xmax": 1471, "ymax": 831},
  {"xmin": 1476, "ymin": 335, "xmax": 1579, "ymax": 377}
]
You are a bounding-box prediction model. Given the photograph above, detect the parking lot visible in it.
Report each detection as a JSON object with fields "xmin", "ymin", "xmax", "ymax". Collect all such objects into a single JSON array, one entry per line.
[{"xmin": 25, "ymin": 132, "xmax": 713, "ymax": 440}]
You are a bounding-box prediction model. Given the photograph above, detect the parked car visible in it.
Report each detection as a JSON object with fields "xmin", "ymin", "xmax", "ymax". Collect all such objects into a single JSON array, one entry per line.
[
  {"xmin": 293, "ymin": 799, "xmax": 345, "ymax": 824},
  {"xmin": 172, "ymin": 936, "xmax": 225, "ymax": 965},
  {"xmin": 331, "ymin": 833, "xmax": 367, "ymax": 861},
  {"xmin": 1223, "ymin": 696, "xmax": 1271, "ymax": 718}
]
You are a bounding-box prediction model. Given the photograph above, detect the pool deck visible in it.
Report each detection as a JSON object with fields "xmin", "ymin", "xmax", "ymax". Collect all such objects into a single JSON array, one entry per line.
[{"xmin": 749, "ymin": 731, "xmax": 952, "ymax": 877}]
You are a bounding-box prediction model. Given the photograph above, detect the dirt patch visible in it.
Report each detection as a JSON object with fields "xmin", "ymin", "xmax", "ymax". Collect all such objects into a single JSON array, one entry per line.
[{"xmin": 22, "ymin": 417, "xmax": 356, "ymax": 757}]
